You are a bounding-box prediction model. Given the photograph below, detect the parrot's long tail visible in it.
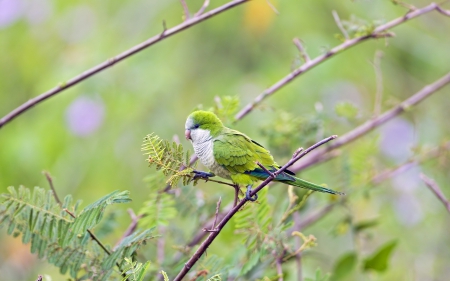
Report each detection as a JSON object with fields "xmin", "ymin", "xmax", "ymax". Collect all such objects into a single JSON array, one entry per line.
[
  {"xmin": 286, "ymin": 176, "xmax": 345, "ymax": 195},
  {"xmin": 248, "ymin": 168, "xmax": 345, "ymax": 195}
]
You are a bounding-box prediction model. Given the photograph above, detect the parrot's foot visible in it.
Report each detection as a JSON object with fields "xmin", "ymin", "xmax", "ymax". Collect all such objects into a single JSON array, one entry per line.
[
  {"xmin": 245, "ymin": 185, "xmax": 258, "ymax": 202},
  {"xmin": 192, "ymin": 170, "xmax": 215, "ymax": 181}
]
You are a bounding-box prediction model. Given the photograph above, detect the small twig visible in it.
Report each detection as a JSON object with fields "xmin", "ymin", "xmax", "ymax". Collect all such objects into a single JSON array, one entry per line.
[
  {"xmin": 293, "ymin": 38, "xmax": 310, "ymax": 63},
  {"xmin": 233, "ymin": 184, "xmax": 240, "ymax": 207},
  {"xmin": 332, "ymin": 10, "xmax": 349, "ymax": 40},
  {"xmin": 372, "ymin": 50, "xmax": 384, "ymax": 116},
  {"xmin": 203, "ymin": 197, "xmax": 222, "ymax": 232},
  {"xmin": 180, "ymin": 0, "xmax": 190, "ymax": 20},
  {"xmin": 43, "ymin": 171, "xmax": 62, "ymax": 206},
  {"xmin": 172, "ymin": 136, "xmax": 337, "ymax": 281},
  {"xmin": 266, "ymin": 0, "xmax": 280, "ymax": 15},
  {"xmin": 275, "ymin": 255, "xmax": 284, "ymax": 281},
  {"xmin": 420, "ymin": 173, "xmax": 450, "ymax": 213},
  {"xmin": 391, "ymin": 0, "xmax": 417, "ymax": 11},
  {"xmin": 292, "ymin": 147, "xmax": 304, "ymax": 158},
  {"xmin": 195, "ymin": 0, "xmax": 210, "ymax": 17},
  {"xmin": 256, "ymin": 161, "xmax": 276, "ymax": 178}
]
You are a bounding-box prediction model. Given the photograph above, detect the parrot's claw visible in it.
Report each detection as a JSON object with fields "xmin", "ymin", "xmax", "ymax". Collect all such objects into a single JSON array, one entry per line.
[
  {"xmin": 192, "ymin": 170, "xmax": 215, "ymax": 181},
  {"xmin": 245, "ymin": 185, "xmax": 258, "ymax": 202}
]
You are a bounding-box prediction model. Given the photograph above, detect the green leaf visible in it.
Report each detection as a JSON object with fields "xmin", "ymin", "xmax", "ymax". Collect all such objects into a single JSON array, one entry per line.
[
  {"xmin": 363, "ymin": 240, "xmax": 398, "ymax": 272},
  {"xmin": 353, "ymin": 219, "xmax": 378, "ymax": 233},
  {"xmin": 335, "ymin": 102, "xmax": 358, "ymax": 119},
  {"xmin": 330, "ymin": 252, "xmax": 357, "ymax": 281}
]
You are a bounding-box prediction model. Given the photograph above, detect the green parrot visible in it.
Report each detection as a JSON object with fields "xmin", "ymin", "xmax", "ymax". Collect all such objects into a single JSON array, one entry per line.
[{"xmin": 185, "ymin": 110, "xmax": 343, "ymax": 201}]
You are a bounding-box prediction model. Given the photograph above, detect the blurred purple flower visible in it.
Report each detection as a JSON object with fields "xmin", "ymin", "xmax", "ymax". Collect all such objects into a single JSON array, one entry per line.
[
  {"xmin": 0, "ymin": 0, "xmax": 24, "ymax": 28},
  {"xmin": 379, "ymin": 118, "xmax": 415, "ymax": 163},
  {"xmin": 66, "ymin": 96, "xmax": 105, "ymax": 136}
]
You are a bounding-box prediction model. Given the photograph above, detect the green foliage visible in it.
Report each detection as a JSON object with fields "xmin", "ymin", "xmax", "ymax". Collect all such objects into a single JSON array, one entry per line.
[
  {"xmin": 198, "ymin": 254, "xmax": 228, "ymax": 280},
  {"xmin": 161, "ymin": 270, "xmax": 169, "ymax": 281},
  {"xmin": 353, "ymin": 218, "xmax": 379, "ymax": 233},
  {"xmin": 363, "ymin": 240, "xmax": 398, "ymax": 272},
  {"xmin": 330, "ymin": 252, "xmax": 357, "ymax": 281},
  {"xmin": 121, "ymin": 258, "xmax": 151, "ymax": 281},
  {"xmin": 335, "ymin": 102, "xmax": 359, "ymax": 120},
  {"xmin": 138, "ymin": 191, "xmax": 177, "ymax": 229},
  {"xmin": 305, "ymin": 268, "xmax": 330, "ymax": 281},
  {"xmin": 142, "ymin": 133, "xmax": 196, "ymax": 187},
  {"xmin": 0, "ymin": 186, "xmax": 154, "ymax": 280},
  {"xmin": 209, "ymin": 95, "xmax": 240, "ymax": 126},
  {"xmin": 337, "ymin": 15, "xmax": 386, "ymax": 40},
  {"xmin": 260, "ymin": 111, "xmax": 323, "ymax": 158}
]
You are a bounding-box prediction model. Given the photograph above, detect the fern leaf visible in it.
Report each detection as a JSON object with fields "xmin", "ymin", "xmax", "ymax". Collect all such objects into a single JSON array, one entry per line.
[{"xmin": 142, "ymin": 133, "xmax": 194, "ymax": 187}]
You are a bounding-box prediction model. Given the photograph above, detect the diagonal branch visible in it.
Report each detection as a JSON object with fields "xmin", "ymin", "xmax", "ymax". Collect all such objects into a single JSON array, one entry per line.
[
  {"xmin": 0, "ymin": 0, "xmax": 249, "ymax": 129},
  {"xmin": 290, "ymin": 71, "xmax": 450, "ymax": 172},
  {"xmin": 172, "ymin": 135, "xmax": 337, "ymax": 281},
  {"xmin": 420, "ymin": 173, "xmax": 450, "ymax": 213},
  {"xmin": 234, "ymin": 2, "xmax": 449, "ymax": 121}
]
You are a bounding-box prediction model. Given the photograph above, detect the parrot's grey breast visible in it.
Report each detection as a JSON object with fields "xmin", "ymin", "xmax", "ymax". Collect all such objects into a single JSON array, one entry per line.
[{"xmin": 193, "ymin": 139, "xmax": 231, "ymax": 180}]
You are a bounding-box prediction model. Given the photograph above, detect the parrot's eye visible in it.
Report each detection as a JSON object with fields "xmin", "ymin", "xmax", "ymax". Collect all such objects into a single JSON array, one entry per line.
[{"xmin": 194, "ymin": 124, "xmax": 200, "ymax": 129}]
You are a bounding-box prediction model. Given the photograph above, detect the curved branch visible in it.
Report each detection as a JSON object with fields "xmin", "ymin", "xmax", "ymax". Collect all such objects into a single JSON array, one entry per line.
[
  {"xmin": 235, "ymin": 2, "xmax": 449, "ymax": 121},
  {"xmin": 0, "ymin": 0, "xmax": 249, "ymax": 129}
]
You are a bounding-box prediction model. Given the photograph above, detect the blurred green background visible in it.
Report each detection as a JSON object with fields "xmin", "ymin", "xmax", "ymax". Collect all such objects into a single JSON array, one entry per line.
[{"xmin": 1, "ymin": 0, "xmax": 450, "ymax": 280}]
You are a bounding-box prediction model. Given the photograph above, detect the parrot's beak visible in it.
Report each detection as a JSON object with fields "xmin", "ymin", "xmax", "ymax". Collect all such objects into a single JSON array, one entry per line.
[{"xmin": 185, "ymin": 129, "xmax": 191, "ymax": 140}]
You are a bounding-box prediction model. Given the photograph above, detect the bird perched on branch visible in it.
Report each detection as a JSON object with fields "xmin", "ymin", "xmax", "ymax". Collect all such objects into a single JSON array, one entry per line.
[{"xmin": 185, "ymin": 110, "xmax": 343, "ymax": 201}]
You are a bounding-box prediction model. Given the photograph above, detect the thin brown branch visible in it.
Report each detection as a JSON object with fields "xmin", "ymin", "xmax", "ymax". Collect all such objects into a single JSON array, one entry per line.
[
  {"xmin": 275, "ymin": 255, "xmax": 284, "ymax": 281},
  {"xmin": 43, "ymin": 172, "xmax": 125, "ymax": 276},
  {"xmin": 420, "ymin": 173, "xmax": 450, "ymax": 213},
  {"xmin": 195, "ymin": 0, "xmax": 211, "ymax": 17},
  {"xmin": 43, "ymin": 171, "xmax": 62, "ymax": 206},
  {"xmin": 234, "ymin": 2, "xmax": 449, "ymax": 121},
  {"xmin": 266, "ymin": 0, "xmax": 280, "ymax": 15},
  {"xmin": 114, "ymin": 209, "xmax": 142, "ymax": 249},
  {"xmin": 203, "ymin": 197, "xmax": 222, "ymax": 232},
  {"xmin": 172, "ymin": 136, "xmax": 337, "ymax": 281},
  {"xmin": 372, "ymin": 50, "xmax": 384, "ymax": 116},
  {"xmin": 332, "ymin": 10, "xmax": 349, "ymax": 40},
  {"xmin": 290, "ymin": 71, "xmax": 450, "ymax": 172},
  {"xmin": 0, "ymin": 0, "xmax": 249, "ymax": 129},
  {"xmin": 297, "ymin": 203, "xmax": 337, "ymax": 229},
  {"xmin": 180, "ymin": 0, "xmax": 190, "ymax": 20}
]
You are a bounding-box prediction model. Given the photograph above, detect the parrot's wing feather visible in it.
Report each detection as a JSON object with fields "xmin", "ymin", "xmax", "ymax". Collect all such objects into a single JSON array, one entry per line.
[{"xmin": 213, "ymin": 130, "xmax": 276, "ymax": 174}]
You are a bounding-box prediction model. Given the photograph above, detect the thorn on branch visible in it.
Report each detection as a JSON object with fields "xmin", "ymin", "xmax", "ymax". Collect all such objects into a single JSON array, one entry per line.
[
  {"xmin": 292, "ymin": 147, "xmax": 304, "ymax": 158},
  {"xmin": 332, "ymin": 10, "xmax": 349, "ymax": 40},
  {"xmin": 160, "ymin": 20, "xmax": 167, "ymax": 38},
  {"xmin": 293, "ymin": 38, "xmax": 310, "ymax": 62}
]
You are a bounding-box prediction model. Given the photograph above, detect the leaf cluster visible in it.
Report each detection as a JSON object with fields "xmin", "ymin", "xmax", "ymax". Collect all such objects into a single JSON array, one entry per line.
[
  {"xmin": 142, "ymin": 133, "xmax": 195, "ymax": 187},
  {"xmin": 0, "ymin": 186, "xmax": 155, "ymax": 280}
]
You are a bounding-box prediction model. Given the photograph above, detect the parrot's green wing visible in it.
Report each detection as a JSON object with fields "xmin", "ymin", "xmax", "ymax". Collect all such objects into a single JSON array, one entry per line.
[{"xmin": 213, "ymin": 129, "xmax": 277, "ymax": 175}]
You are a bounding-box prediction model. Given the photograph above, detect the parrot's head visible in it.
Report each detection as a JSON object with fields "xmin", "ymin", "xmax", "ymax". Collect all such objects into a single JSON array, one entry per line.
[{"xmin": 185, "ymin": 111, "xmax": 224, "ymax": 143}]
